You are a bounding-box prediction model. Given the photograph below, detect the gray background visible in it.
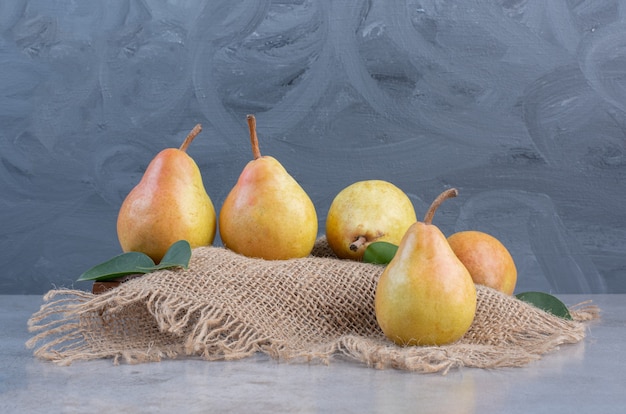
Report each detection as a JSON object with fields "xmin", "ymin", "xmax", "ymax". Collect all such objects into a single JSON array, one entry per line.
[{"xmin": 1, "ymin": 0, "xmax": 624, "ymax": 294}]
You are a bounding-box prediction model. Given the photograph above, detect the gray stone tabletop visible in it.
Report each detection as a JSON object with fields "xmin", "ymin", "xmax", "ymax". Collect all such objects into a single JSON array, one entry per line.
[{"xmin": 1, "ymin": 294, "xmax": 624, "ymax": 413}]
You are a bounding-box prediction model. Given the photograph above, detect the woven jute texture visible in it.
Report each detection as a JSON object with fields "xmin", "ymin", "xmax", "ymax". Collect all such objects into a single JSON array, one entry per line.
[{"xmin": 27, "ymin": 238, "xmax": 599, "ymax": 374}]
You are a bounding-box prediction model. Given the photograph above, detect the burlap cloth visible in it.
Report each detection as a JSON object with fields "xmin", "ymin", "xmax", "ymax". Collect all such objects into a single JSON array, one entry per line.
[{"xmin": 27, "ymin": 238, "xmax": 599, "ymax": 374}]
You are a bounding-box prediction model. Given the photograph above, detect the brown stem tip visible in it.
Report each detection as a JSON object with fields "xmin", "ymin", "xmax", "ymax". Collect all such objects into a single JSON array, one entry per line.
[
  {"xmin": 247, "ymin": 114, "xmax": 262, "ymax": 160},
  {"xmin": 349, "ymin": 235, "xmax": 367, "ymax": 252},
  {"xmin": 423, "ymin": 188, "xmax": 458, "ymax": 225},
  {"xmin": 179, "ymin": 124, "xmax": 202, "ymax": 153}
]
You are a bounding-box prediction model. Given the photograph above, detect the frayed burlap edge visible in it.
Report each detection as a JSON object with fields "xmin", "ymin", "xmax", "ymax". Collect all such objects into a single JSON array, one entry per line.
[
  {"xmin": 26, "ymin": 245, "xmax": 601, "ymax": 374},
  {"xmin": 26, "ymin": 288, "xmax": 262, "ymax": 366},
  {"xmin": 273, "ymin": 298, "xmax": 599, "ymax": 374}
]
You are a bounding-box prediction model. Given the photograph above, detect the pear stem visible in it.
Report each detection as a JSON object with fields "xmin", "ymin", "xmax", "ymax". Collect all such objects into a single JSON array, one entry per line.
[
  {"xmin": 349, "ymin": 236, "xmax": 367, "ymax": 252},
  {"xmin": 247, "ymin": 114, "xmax": 262, "ymax": 160},
  {"xmin": 179, "ymin": 124, "xmax": 202, "ymax": 153},
  {"xmin": 423, "ymin": 188, "xmax": 458, "ymax": 225}
]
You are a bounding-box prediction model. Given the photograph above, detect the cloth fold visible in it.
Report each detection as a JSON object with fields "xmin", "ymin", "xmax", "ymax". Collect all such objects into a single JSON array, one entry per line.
[{"xmin": 27, "ymin": 238, "xmax": 599, "ymax": 374}]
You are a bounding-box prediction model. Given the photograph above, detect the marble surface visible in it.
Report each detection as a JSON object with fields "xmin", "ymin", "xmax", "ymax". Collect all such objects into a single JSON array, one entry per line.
[
  {"xmin": 1, "ymin": 294, "xmax": 625, "ymax": 413},
  {"xmin": 3, "ymin": 1, "xmax": 626, "ymax": 296}
]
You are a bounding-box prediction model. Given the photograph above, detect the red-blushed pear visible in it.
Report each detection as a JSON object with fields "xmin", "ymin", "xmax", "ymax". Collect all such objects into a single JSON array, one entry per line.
[
  {"xmin": 325, "ymin": 180, "xmax": 417, "ymax": 260},
  {"xmin": 218, "ymin": 115, "xmax": 318, "ymax": 260},
  {"xmin": 447, "ymin": 230, "xmax": 517, "ymax": 295},
  {"xmin": 117, "ymin": 124, "xmax": 216, "ymax": 262},
  {"xmin": 375, "ymin": 188, "xmax": 477, "ymax": 346}
]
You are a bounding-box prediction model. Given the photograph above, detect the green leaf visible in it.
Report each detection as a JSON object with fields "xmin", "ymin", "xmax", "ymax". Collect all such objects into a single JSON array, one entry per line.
[
  {"xmin": 363, "ymin": 241, "xmax": 398, "ymax": 265},
  {"xmin": 515, "ymin": 291, "xmax": 573, "ymax": 320},
  {"xmin": 77, "ymin": 252, "xmax": 155, "ymax": 282},
  {"xmin": 77, "ymin": 240, "xmax": 193, "ymax": 282},
  {"xmin": 144, "ymin": 240, "xmax": 192, "ymax": 271}
]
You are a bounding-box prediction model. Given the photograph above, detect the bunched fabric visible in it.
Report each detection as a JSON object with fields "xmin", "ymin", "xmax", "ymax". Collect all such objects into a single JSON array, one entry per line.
[{"xmin": 27, "ymin": 238, "xmax": 599, "ymax": 374}]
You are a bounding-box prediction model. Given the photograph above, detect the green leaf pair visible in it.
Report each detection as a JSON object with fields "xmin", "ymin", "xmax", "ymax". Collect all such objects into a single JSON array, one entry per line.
[
  {"xmin": 363, "ymin": 241, "xmax": 572, "ymax": 320},
  {"xmin": 77, "ymin": 240, "xmax": 192, "ymax": 282}
]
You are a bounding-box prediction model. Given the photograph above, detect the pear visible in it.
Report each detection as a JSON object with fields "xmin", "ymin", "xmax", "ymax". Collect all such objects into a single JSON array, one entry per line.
[
  {"xmin": 325, "ymin": 180, "xmax": 417, "ymax": 260},
  {"xmin": 447, "ymin": 230, "xmax": 517, "ymax": 295},
  {"xmin": 117, "ymin": 124, "xmax": 216, "ymax": 262},
  {"xmin": 375, "ymin": 188, "xmax": 477, "ymax": 346},
  {"xmin": 218, "ymin": 115, "xmax": 318, "ymax": 260}
]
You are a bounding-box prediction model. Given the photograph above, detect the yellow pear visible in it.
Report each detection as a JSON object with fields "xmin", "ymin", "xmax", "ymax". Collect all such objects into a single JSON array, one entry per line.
[
  {"xmin": 375, "ymin": 188, "xmax": 477, "ymax": 346},
  {"xmin": 448, "ymin": 230, "xmax": 517, "ymax": 295},
  {"xmin": 218, "ymin": 115, "xmax": 318, "ymax": 260},
  {"xmin": 325, "ymin": 180, "xmax": 417, "ymax": 260},
  {"xmin": 117, "ymin": 124, "xmax": 216, "ymax": 262}
]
